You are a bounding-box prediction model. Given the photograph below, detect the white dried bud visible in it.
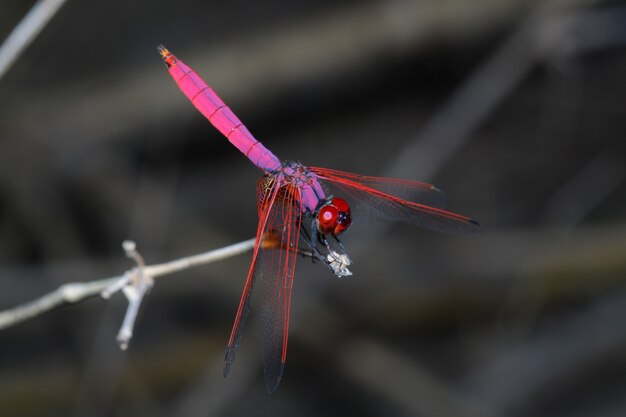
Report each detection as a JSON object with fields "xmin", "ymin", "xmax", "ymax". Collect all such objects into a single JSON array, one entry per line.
[
  {"xmin": 122, "ymin": 240, "xmax": 136, "ymax": 253},
  {"xmin": 327, "ymin": 251, "xmax": 353, "ymax": 277}
]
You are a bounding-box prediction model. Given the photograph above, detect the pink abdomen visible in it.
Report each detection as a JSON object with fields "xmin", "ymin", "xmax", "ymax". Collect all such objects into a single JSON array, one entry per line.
[{"xmin": 168, "ymin": 61, "xmax": 281, "ymax": 172}]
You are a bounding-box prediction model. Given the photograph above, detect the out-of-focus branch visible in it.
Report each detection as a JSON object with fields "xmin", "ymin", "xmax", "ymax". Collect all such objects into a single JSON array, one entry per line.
[
  {"xmin": 542, "ymin": 149, "xmax": 625, "ymax": 227},
  {"xmin": 388, "ymin": 0, "xmax": 604, "ymax": 182},
  {"xmin": 2, "ymin": 0, "xmax": 534, "ymax": 153},
  {"xmin": 0, "ymin": 238, "xmax": 255, "ymax": 332},
  {"xmin": 464, "ymin": 290, "xmax": 626, "ymax": 412},
  {"xmin": 294, "ymin": 302, "xmax": 503, "ymax": 417},
  {"xmin": 341, "ymin": 338, "xmax": 501, "ymax": 417},
  {"xmin": 0, "ymin": 0, "xmax": 67, "ymax": 81}
]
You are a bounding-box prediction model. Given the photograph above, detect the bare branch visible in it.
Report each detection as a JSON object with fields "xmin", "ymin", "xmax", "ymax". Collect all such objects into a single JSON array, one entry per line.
[
  {"xmin": 0, "ymin": 238, "xmax": 256, "ymax": 331},
  {"xmin": 0, "ymin": 276, "xmax": 118, "ymax": 329},
  {"xmin": 102, "ymin": 240, "xmax": 154, "ymax": 350}
]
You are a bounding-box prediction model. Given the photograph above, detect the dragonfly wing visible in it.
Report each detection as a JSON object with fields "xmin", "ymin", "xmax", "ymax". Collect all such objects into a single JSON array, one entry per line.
[
  {"xmin": 310, "ymin": 167, "xmax": 481, "ymax": 235},
  {"xmin": 257, "ymin": 183, "xmax": 301, "ymax": 393},
  {"xmin": 223, "ymin": 182, "xmax": 281, "ymax": 378},
  {"xmin": 310, "ymin": 166, "xmax": 447, "ymax": 208}
]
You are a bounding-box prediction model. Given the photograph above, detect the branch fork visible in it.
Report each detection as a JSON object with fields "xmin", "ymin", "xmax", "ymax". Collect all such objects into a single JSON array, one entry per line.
[{"xmin": 101, "ymin": 240, "xmax": 154, "ymax": 350}]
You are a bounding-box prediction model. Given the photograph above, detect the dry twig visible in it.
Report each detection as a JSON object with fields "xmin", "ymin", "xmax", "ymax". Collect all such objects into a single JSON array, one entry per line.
[{"xmin": 0, "ymin": 238, "xmax": 256, "ymax": 349}]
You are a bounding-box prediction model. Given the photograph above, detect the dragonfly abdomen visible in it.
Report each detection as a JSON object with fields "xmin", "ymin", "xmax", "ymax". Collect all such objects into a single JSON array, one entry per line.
[{"xmin": 161, "ymin": 47, "xmax": 281, "ymax": 172}]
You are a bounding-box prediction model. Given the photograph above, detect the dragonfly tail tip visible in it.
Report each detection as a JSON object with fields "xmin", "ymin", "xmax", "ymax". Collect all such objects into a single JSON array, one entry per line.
[
  {"xmin": 157, "ymin": 45, "xmax": 177, "ymax": 67},
  {"xmin": 157, "ymin": 44, "xmax": 168, "ymax": 56}
]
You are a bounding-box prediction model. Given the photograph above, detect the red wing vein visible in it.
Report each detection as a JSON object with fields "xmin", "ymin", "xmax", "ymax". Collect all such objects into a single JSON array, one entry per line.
[{"xmin": 224, "ymin": 183, "xmax": 280, "ymax": 377}]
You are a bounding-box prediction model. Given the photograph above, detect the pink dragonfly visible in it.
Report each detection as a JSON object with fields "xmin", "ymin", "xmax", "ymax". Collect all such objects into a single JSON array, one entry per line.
[{"xmin": 159, "ymin": 46, "xmax": 480, "ymax": 392}]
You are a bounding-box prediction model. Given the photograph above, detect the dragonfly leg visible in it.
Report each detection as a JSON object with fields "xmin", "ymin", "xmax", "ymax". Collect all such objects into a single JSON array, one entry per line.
[
  {"xmin": 308, "ymin": 216, "xmax": 335, "ymax": 257},
  {"xmin": 309, "ymin": 218, "xmax": 330, "ymax": 260},
  {"xmin": 331, "ymin": 235, "xmax": 347, "ymax": 253},
  {"xmin": 305, "ymin": 217, "xmax": 353, "ymax": 276},
  {"xmin": 299, "ymin": 220, "xmax": 327, "ymax": 264},
  {"xmin": 300, "ymin": 214, "xmax": 352, "ymax": 276},
  {"xmin": 319, "ymin": 235, "xmax": 346, "ymax": 263},
  {"xmin": 320, "ymin": 235, "xmax": 333, "ymax": 255}
]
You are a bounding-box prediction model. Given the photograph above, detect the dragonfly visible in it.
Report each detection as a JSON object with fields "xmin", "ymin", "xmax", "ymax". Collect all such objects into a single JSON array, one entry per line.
[{"xmin": 158, "ymin": 46, "xmax": 481, "ymax": 392}]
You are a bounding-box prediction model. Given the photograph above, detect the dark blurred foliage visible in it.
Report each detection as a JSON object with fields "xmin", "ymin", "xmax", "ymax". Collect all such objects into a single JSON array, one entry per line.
[{"xmin": 1, "ymin": 0, "xmax": 626, "ymax": 416}]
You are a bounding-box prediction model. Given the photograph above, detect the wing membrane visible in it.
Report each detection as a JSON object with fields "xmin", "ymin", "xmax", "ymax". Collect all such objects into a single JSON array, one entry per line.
[
  {"xmin": 223, "ymin": 178, "xmax": 302, "ymax": 393},
  {"xmin": 310, "ymin": 166, "xmax": 447, "ymax": 208},
  {"xmin": 257, "ymin": 183, "xmax": 301, "ymax": 392},
  {"xmin": 310, "ymin": 167, "xmax": 480, "ymax": 235},
  {"xmin": 223, "ymin": 181, "xmax": 280, "ymax": 378}
]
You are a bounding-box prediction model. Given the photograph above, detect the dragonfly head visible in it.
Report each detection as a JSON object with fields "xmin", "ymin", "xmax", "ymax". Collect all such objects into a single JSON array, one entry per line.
[{"xmin": 316, "ymin": 197, "xmax": 352, "ymax": 236}]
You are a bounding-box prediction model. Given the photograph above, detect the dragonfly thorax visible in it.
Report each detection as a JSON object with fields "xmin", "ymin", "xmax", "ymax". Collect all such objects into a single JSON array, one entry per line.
[
  {"xmin": 277, "ymin": 162, "xmax": 316, "ymax": 186},
  {"xmin": 271, "ymin": 161, "xmax": 327, "ymax": 213}
]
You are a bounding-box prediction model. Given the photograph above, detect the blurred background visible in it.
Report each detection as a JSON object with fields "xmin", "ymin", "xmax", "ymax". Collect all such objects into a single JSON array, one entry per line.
[{"xmin": 1, "ymin": 0, "xmax": 626, "ymax": 416}]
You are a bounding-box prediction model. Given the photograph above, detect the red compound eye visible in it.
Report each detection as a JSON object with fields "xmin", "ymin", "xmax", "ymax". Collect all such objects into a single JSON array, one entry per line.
[
  {"xmin": 316, "ymin": 198, "xmax": 352, "ymax": 236},
  {"xmin": 331, "ymin": 198, "xmax": 351, "ymax": 235},
  {"xmin": 331, "ymin": 197, "xmax": 350, "ymax": 213},
  {"xmin": 317, "ymin": 205, "xmax": 339, "ymax": 235}
]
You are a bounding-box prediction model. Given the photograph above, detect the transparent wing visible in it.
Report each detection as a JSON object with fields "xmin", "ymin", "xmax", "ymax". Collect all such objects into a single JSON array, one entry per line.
[
  {"xmin": 257, "ymin": 183, "xmax": 302, "ymax": 393},
  {"xmin": 310, "ymin": 167, "xmax": 481, "ymax": 235},
  {"xmin": 310, "ymin": 166, "xmax": 447, "ymax": 208},
  {"xmin": 223, "ymin": 181, "xmax": 281, "ymax": 379}
]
